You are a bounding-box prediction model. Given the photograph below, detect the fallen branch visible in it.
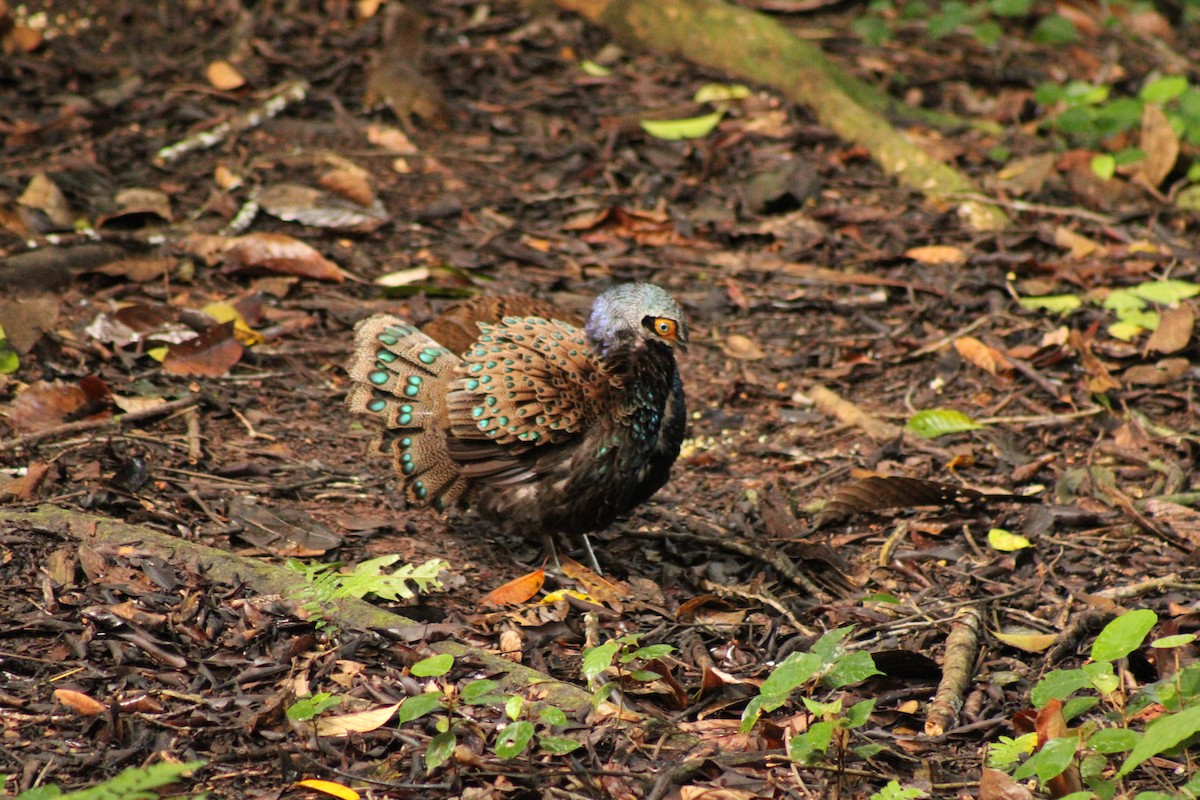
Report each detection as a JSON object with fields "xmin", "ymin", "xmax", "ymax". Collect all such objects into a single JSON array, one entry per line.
[
  {"xmin": 0, "ymin": 394, "xmax": 201, "ymax": 453},
  {"xmin": 553, "ymin": 0, "xmax": 1009, "ymax": 230},
  {"xmin": 925, "ymin": 603, "xmax": 984, "ymax": 736},
  {"xmin": 0, "ymin": 505, "xmax": 596, "ymax": 713}
]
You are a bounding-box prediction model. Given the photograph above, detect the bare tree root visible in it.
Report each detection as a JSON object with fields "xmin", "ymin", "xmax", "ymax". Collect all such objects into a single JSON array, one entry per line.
[{"xmin": 553, "ymin": 0, "xmax": 1009, "ymax": 231}]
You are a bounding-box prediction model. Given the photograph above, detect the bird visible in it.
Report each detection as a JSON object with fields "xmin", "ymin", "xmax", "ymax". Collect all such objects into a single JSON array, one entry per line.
[{"xmin": 345, "ymin": 283, "xmax": 688, "ymax": 567}]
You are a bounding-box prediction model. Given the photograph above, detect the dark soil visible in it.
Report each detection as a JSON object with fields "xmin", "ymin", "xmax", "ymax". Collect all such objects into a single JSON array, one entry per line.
[{"xmin": 2, "ymin": 1, "xmax": 1199, "ymax": 798}]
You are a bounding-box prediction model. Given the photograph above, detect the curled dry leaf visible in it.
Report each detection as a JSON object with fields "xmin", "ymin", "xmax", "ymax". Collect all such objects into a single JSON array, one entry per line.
[
  {"xmin": 99, "ymin": 188, "xmax": 173, "ymax": 226},
  {"xmin": 1122, "ymin": 357, "xmax": 1189, "ymax": 386},
  {"xmin": 53, "ymin": 688, "xmax": 107, "ymax": 716},
  {"xmin": 1137, "ymin": 103, "xmax": 1179, "ymax": 189},
  {"xmin": 257, "ymin": 183, "xmax": 387, "ymax": 232},
  {"xmin": 17, "ymin": 173, "xmax": 73, "ymax": 229},
  {"xmin": 88, "ymin": 258, "xmax": 173, "ymax": 283},
  {"xmin": 0, "ymin": 295, "xmax": 60, "ymax": 354},
  {"xmin": 314, "ymin": 702, "xmax": 401, "ymax": 737},
  {"xmin": 367, "ymin": 123, "xmax": 418, "ymax": 155},
  {"xmin": 4, "ymin": 380, "xmax": 95, "ymax": 433},
  {"xmin": 319, "ymin": 168, "xmax": 377, "ymax": 207},
  {"xmin": 954, "ymin": 336, "xmax": 1013, "ymax": 377}
]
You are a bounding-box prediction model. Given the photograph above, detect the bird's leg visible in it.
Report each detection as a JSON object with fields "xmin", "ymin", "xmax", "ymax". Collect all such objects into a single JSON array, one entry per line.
[
  {"xmin": 541, "ymin": 531, "xmax": 562, "ymax": 571},
  {"xmin": 579, "ymin": 532, "xmax": 603, "ymax": 576}
]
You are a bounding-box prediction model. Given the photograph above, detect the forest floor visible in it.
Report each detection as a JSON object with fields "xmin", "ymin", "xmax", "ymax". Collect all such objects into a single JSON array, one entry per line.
[{"xmin": 1, "ymin": 1, "xmax": 1199, "ymax": 798}]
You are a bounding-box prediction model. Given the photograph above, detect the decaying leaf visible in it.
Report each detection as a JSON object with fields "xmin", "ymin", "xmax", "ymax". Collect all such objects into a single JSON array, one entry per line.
[
  {"xmin": 482, "ymin": 569, "xmax": 546, "ymax": 606},
  {"xmin": 314, "ymin": 702, "xmax": 401, "ymax": 737},
  {"xmin": 206, "ymin": 59, "xmax": 246, "ymax": 91},
  {"xmin": 722, "ymin": 333, "xmax": 766, "ymax": 360},
  {"xmin": 222, "ymin": 232, "xmax": 347, "ymax": 282},
  {"xmin": 257, "ymin": 183, "xmax": 387, "ymax": 231},
  {"xmin": 992, "ymin": 628, "xmax": 1057, "ymax": 653},
  {"xmin": 1145, "ymin": 304, "xmax": 1194, "ymax": 354},
  {"xmin": 954, "ymin": 336, "xmax": 1013, "ymax": 377},
  {"xmin": 161, "ymin": 321, "xmax": 244, "ymax": 377},
  {"xmin": 1137, "ymin": 103, "xmax": 1179, "ymax": 189}
]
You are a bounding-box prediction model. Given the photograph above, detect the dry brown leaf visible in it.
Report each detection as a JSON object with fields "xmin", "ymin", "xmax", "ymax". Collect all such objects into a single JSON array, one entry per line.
[
  {"xmin": 53, "ymin": 688, "xmax": 107, "ymax": 716},
  {"xmin": 1137, "ymin": 103, "xmax": 1179, "ymax": 189},
  {"xmin": 314, "ymin": 702, "xmax": 401, "ymax": 737},
  {"xmin": 722, "ymin": 333, "xmax": 766, "ymax": 360},
  {"xmin": 367, "ymin": 123, "xmax": 418, "ymax": 155},
  {"xmin": 6, "ymin": 24, "xmax": 44, "ymax": 53},
  {"xmin": 1053, "ymin": 225, "xmax": 1102, "ymax": 259},
  {"xmin": 1122, "ymin": 358, "xmax": 1189, "ymax": 386},
  {"xmin": 0, "ymin": 295, "xmax": 60, "ymax": 354},
  {"xmin": 1145, "ymin": 304, "xmax": 1194, "ymax": 354},
  {"xmin": 89, "ymin": 258, "xmax": 173, "ymax": 283},
  {"xmin": 979, "ymin": 767, "xmax": 1035, "ymax": 800},
  {"xmin": 954, "ymin": 336, "xmax": 1013, "ymax": 377},
  {"xmin": 990, "ymin": 153, "xmax": 1055, "ymax": 197},
  {"xmin": 905, "ymin": 244, "xmax": 966, "ymax": 265},
  {"xmin": 17, "ymin": 173, "xmax": 73, "ymax": 228},
  {"xmin": 162, "ymin": 322, "xmax": 244, "ymax": 377},
  {"xmin": 205, "ymin": 59, "xmax": 246, "ymax": 91},
  {"xmin": 223, "ymin": 233, "xmax": 346, "ymax": 282},
  {"xmin": 4, "ymin": 381, "xmax": 93, "ymax": 433},
  {"xmin": 561, "ymin": 558, "xmax": 629, "ymax": 607},
  {"xmin": 319, "ymin": 168, "xmax": 377, "ymax": 207},
  {"xmin": 481, "ymin": 568, "xmax": 545, "ymax": 606},
  {"xmin": 104, "ymin": 187, "xmax": 174, "ymax": 225},
  {"xmin": 0, "ymin": 462, "xmax": 51, "ymax": 502}
]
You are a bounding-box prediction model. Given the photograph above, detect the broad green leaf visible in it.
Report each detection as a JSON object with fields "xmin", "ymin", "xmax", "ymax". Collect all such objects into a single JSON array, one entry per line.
[
  {"xmin": 1090, "ymin": 153, "xmax": 1116, "ymax": 180},
  {"xmin": 1119, "ymin": 704, "xmax": 1200, "ymax": 775},
  {"xmin": 425, "ymin": 730, "xmax": 456, "ymax": 771},
  {"xmin": 504, "ymin": 694, "xmax": 523, "ymax": 721},
  {"xmin": 411, "ymin": 653, "xmax": 454, "ymax": 677},
  {"xmin": 810, "ymin": 627, "xmax": 854, "ymax": 660},
  {"xmin": 906, "ymin": 408, "xmax": 984, "ymax": 438},
  {"xmin": 626, "ymin": 643, "xmax": 674, "ymax": 662},
  {"xmin": 581, "ymin": 640, "xmax": 620, "ymax": 680},
  {"xmin": 1130, "ymin": 279, "xmax": 1200, "ymax": 304},
  {"xmin": 987, "ymin": 528, "xmax": 1031, "ymax": 551},
  {"xmin": 398, "ymin": 692, "xmax": 444, "ymax": 724},
  {"xmin": 801, "ymin": 697, "xmax": 842, "ymax": 717},
  {"xmin": 869, "ymin": 779, "xmax": 928, "ymax": 800},
  {"xmin": 287, "ymin": 692, "xmax": 342, "ymax": 721},
  {"xmin": 1084, "ymin": 661, "xmax": 1120, "ymax": 696},
  {"xmin": 1019, "ymin": 294, "xmax": 1082, "ymax": 314},
  {"xmin": 0, "ymin": 325, "xmax": 18, "ymax": 375},
  {"xmin": 1101, "ymin": 289, "xmax": 1146, "ymax": 310},
  {"xmin": 1108, "ymin": 320, "xmax": 1151, "ymax": 341},
  {"xmin": 1092, "ymin": 609, "xmax": 1157, "ymax": 661},
  {"xmin": 693, "ymin": 83, "xmax": 750, "ymax": 104},
  {"xmin": 1062, "ymin": 695, "xmax": 1100, "ymax": 721},
  {"xmin": 1032, "ymin": 668, "xmax": 1091, "ymax": 707},
  {"xmin": 538, "ymin": 734, "xmax": 583, "ymax": 755},
  {"xmin": 987, "ymin": 0, "xmax": 1030, "ymax": 15},
  {"xmin": 788, "ymin": 720, "xmax": 835, "ymax": 764},
  {"xmin": 494, "ymin": 720, "xmax": 535, "ymax": 759},
  {"xmin": 538, "ymin": 706, "xmax": 569, "ymax": 726},
  {"xmin": 862, "ymin": 592, "xmax": 901, "ymax": 604},
  {"xmin": 461, "ymin": 679, "xmax": 506, "ymax": 706},
  {"xmin": 1013, "ymin": 735, "xmax": 1078, "ymax": 782},
  {"xmin": 823, "ymin": 650, "xmax": 883, "ymax": 688},
  {"xmin": 844, "ymin": 698, "xmax": 876, "ymax": 728},
  {"xmin": 1140, "ymin": 75, "xmax": 1190, "ymax": 105},
  {"xmin": 1087, "ymin": 727, "xmax": 1138, "ymax": 754},
  {"xmin": 759, "ymin": 651, "xmax": 823, "ymax": 700},
  {"xmin": 640, "ymin": 111, "xmax": 724, "ymax": 141}
]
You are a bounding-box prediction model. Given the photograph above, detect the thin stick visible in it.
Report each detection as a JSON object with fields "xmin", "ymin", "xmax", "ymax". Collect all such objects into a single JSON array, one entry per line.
[{"xmin": 0, "ymin": 395, "xmax": 200, "ymax": 452}]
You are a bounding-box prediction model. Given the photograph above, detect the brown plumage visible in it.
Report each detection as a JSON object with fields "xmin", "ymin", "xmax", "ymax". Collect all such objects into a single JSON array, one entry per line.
[{"xmin": 345, "ymin": 283, "xmax": 687, "ymax": 543}]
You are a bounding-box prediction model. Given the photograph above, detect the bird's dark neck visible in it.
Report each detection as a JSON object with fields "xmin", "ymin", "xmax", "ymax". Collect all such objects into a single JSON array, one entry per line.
[{"xmin": 600, "ymin": 338, "xmax": 677, "ymax": 397}]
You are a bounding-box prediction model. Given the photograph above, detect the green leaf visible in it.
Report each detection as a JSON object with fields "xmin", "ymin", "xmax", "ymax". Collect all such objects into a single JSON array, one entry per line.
[
  {"xmin": 843, "ymin": 698, "xmax": 876, "ymax": 728},
  {"xmin": 628, "ymin": 669, "xmax": 663, "ymax": 681},
  {"xmin": 987, "ymin": 0, "xmax": 1030, "ymax": 15},
  {"xmin": 823, "ymin": 650, "xmax": 883, "ymax": 688},
  {"xmin": 461, "ymin": 679, "xmax": 506, "ymax": 705},
  {"xmin": 972, "ymin": 20, "xmax": 1002, "ymax": 46},
  {"xmin": 862, "ymin": 592, "xmax": 901, "ymax": 604},
  {"xmin": 53, "ymin": 761, "xmax": 207, "ymax": 800},
  {"xmin": 988, "ymin": 733, "xmax": 1037, "ymax": 768},
  {"xmin": 1087, "ymin": 727, "xmax": 1139, "ymax": 754},
  {"xmin": 1151, "ymin": 633, "xmax": 1197, "ymax": 649},
  {"xmin": 810, "ymin": 627, "xmax": 854, "ymax": 660},
  {"xmin": 1092, "ymin": 609, "xmax": 1157, "ymax": 661},
  {"xmin": 538, "ymin": 734, "xmax": 583, "ymax": 755},
  {"xmin": 869, "ymin": 780, "xmax": 928, "ymax": 800},
  {"xmin": 0, "ymin": 326, "xmax": 18, "ymax": 375},
  {"xmin": 425, "ymin": 730, "xmax": 456, "ymax": 771},
  {"xmin": 625, "ymin": 643, "xmax": 674, "ymax": 662},
  {"xmin": 759, "ymin": 651, "xmax": 823, "ymax": 700},
  {"xmin": 1034, "ymin": 82, "xmax": 1066, "ymax": 106},
  {"xmin": 851, "ymin": 15, "xmax": 892, "ymax": 45},
  {"xmin": 1032, "ymin": 13, "xmax": 1080, "ymax": 44},
  {"xmin": 582, "ymin": 640, "xmax": 620, "ymax": 680},
  {"xmin": 693, "ymin": 83, "xmax": 750, "ymax": 104},
  {"xmin": 1140, "ymin": 75, "xmax": 1190, "ymax": 105},
  {"xmin": 1090, "ymin": 153, "xmax": 1116, "ymax": 180},
  {"xmin": 1084, "ymin": 661, "xmax": 1120, "ymax": 696},
  {"xmin": 398, "ymin": 692, "xmax": 444, "ymax": 724},
  {"xmin": 504, "ymin": 694, "xmax": 524, "ymax": 721},
  {"xmin": 538, "ymin": 706, "xmax": 570, "ymax": 726},
  {"xmin": 640, "ymin": 111, "xmax": 724, "ymax": 141},
  {"xmin": 335, "ymin": 556, "xmax": 448, "ymax": 601},
  {"xmin": 579, "ymin": 60, "xmax": 611, "ymax": 77},
  {"xmin": 412, "ymin": 653, "xmax": 454, "ymax": 677},
  {"xmin": 1032, "ymin": 668, "xmax": 1091, "ymax": 707},
  {"xmin": 789, "ymin": 720, "xmax": 835, "ymax": 763},
  {"xmin": 1130, "ymin": 279, "xmax": 1200, "ymax": 304},
  {"xmin": 1062, "ymin": 695, "xmax": 1100, "ymax": 721},
  {"xmin": 1013, "ymin": 735, "xmax": 1078, "ymax": 782},
  {"xmin": 494, "ymin": 720, "xmax": 536, "ymax": 759},
  {"xmin": 801, "ymin": 696, "xmax": 842, "ymax": 717},
  {"xmin": 1019, "ymin": 294, "xmax": 1083, "ymax": 314},
  {"xmin": 906, "ymin": 408, "xmax": 984, "ymax": 438},
  {"xmin": 286, "ymin": 692, "xmax": 342, "ymax": 721},
  {"xmin": 1119, "ymin": 704, "xmax": 1200, "ymax": 775},
  {"xmin": 988, "ymin": 528, "xmax": 1031, "ymax": 551}
]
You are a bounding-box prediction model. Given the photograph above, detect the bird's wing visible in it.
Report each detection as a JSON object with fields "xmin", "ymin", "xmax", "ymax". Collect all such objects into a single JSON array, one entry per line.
[{"xmin": 445, "ymin": 316, "xmax": 610, "ymax": 480}]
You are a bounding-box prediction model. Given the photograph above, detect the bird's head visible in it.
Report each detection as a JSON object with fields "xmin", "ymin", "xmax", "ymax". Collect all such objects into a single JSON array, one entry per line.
[{"xmin": 584, "ymin": 283, "xmax": 688, "ymax": 359}]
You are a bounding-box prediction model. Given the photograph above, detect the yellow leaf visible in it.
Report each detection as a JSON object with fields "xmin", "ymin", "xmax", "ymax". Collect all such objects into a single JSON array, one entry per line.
[
  {"xmin": 987, "ymin": 528, "xmax": 1031, "ymax": 551},
  {"xmin": 294, "ymin": 779, "xmax": 361, "ymax": 800},
  {"xmin": 992, "ymin": 628, "xmax": 1057, "ymax": 653}
]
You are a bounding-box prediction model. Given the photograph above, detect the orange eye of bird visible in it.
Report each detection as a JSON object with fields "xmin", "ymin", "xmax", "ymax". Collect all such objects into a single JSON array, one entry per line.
[{"xmin": 652, "ymin": 318, "xmax": 677, "ymax": 339}]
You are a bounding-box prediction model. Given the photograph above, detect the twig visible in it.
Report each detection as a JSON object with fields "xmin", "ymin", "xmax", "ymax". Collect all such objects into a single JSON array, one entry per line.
[
  {"xmin": 153, "ymin": 81, "xmax": 309, "ymax": 167},
  {"xmin": 924, "ymin": 603, "xmax": 984, "ymax": 736},
  {"xmin": 0, "ymin": 395, "xmax": 201, "ymax": 452}
]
